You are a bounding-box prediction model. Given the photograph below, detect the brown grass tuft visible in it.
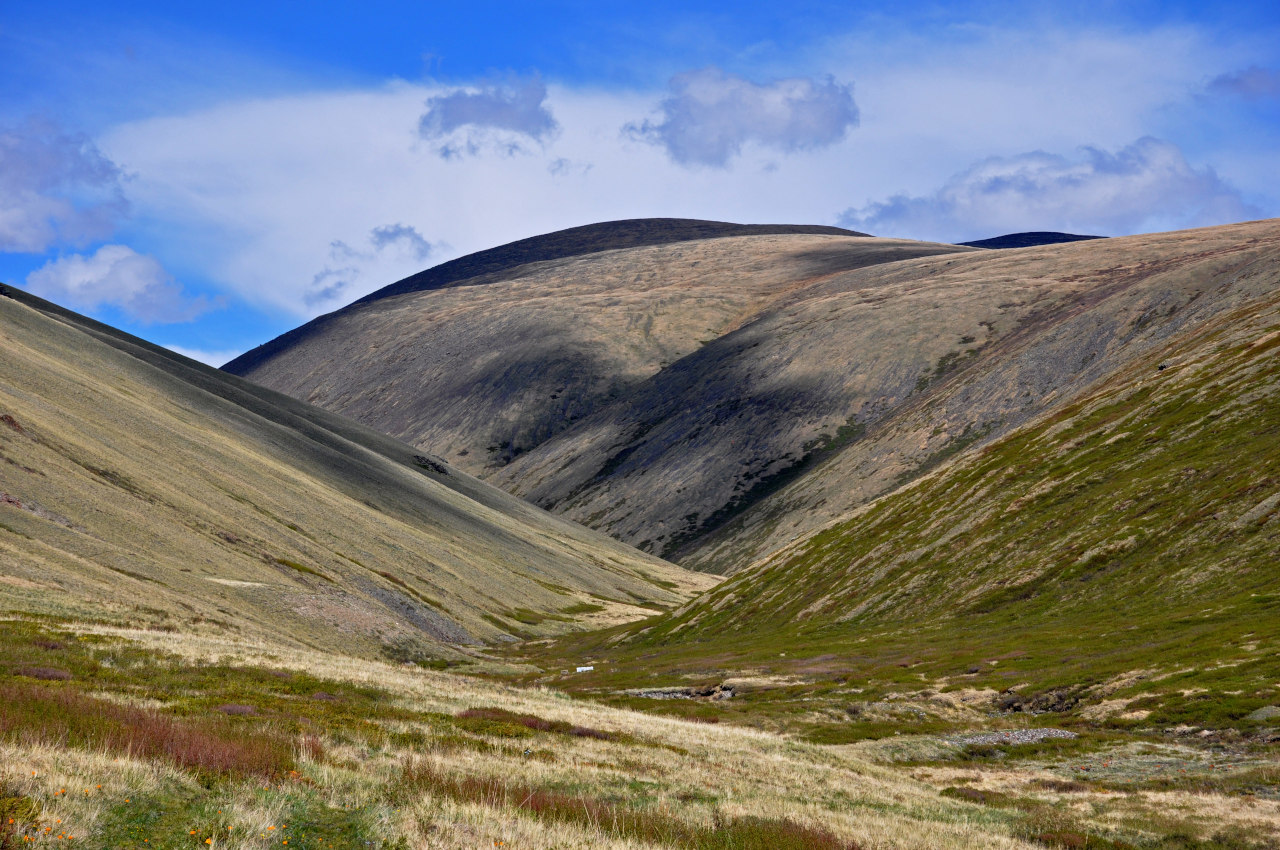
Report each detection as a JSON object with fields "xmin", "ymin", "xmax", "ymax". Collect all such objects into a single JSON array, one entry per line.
[
  {"xmin": 13, "ymin": 667, "xmax": 71, "ymax": 681},
  {"xmin": 397, "ymin": 758, "xmax": 862, "ymax": 849},
  {"xmin": 215, "ymin": 704, "xmax": 258, "ymax": 716},
  {"xmin": 0, "ymin": 682, "xmax": 292, "ymax": 778}
]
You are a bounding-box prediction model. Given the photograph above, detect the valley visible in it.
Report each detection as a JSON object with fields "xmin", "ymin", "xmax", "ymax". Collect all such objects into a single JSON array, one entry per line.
[{"xmin": 2, "ymin": 218, "xmax": 1278, "ymax": 848}]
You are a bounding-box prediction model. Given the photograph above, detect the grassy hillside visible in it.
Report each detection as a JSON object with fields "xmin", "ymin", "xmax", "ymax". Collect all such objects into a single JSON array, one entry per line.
[
  {"xmin": 502, "ymin": 220, "xmax": 1280, "ymax": 571},
  {"xmin": 226, "ymin": 230, "xmax": 964, "ymax": 478},
  {"xmin": 225, "ymin": 217, "xmax": 1280, "ymax": 578},
  {"xmin": 0, "ymin": 289, "xmax": 712, "ymax": 663},
  {"xmin": 521, "ymin": 270, "xmax": 1280, "ymax": 749},
  {"xmin": 678, "ymin": 219, "xmax": 1280, "ymax": 571}
]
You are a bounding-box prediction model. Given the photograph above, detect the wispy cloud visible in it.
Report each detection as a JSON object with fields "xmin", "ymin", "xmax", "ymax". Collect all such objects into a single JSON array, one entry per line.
[
  {"xmin": 90, "ymin": 18, "xmax": 1277, "ymax": 325},
  {"xmin": 418, "ymin": 76, "xmax": 558, "ymax": 158},
  {"xmin": 0, "ymin": 118, "xmax": 129, "ymax": 253},
  {"xmin": 1207, "ymin": 66, "xmax": 1280, "ymax": 100},
  {"xmin": 24, "ymin": 244, "xmax": 219, "ymax": 324},
  {"xmin": 839, "ymin": 138, "xmax": 1260, "ymax": 242},
  {"xmin": 626, "ymin": 68, "xmax": 859, "ymax": 167},
  {"xmin": 306, "ymin": 222, "xmax": 435, "ymax": 310}
]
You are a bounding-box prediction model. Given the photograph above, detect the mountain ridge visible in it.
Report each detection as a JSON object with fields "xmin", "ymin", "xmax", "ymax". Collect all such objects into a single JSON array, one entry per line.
[
  {"xmin": 222, "ymin": 217, "xmax": 1280, "ymax": 577},
  {"xmin": 223, "ymin": 218, "xmax": 867, "ymax": 376},
  {"xmin": 0, "ymin": 287, "xmax": 712, "ymax": 662},
  {"xmin": 959, "ymin": 231, "xmax": 1104, "ymax": 249}
]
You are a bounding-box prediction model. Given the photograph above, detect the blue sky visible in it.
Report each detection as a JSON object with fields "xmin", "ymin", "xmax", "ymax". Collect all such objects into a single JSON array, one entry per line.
[{"xmin": 3, "ymin": 1, "xmax": 1278, "ymax": 365}]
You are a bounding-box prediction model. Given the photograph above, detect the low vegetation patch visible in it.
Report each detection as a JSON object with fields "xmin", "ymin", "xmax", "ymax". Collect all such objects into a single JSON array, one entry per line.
[
  {"xmin": 397, "ymin": 759, "xmax": 861, "ymax": 849},
  {"xmin": 0, "ymin": 681, "xmax": 294, "ymax": 779},
  {"xmin": 273, "ymin": 557, "xmax": 332, "ymax": 581}
]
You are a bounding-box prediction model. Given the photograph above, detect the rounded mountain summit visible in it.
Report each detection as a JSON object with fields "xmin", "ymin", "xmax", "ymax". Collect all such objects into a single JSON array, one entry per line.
[{"xmin": 225, "ymin": 216, "xmax": 1265, "ymax": 574}]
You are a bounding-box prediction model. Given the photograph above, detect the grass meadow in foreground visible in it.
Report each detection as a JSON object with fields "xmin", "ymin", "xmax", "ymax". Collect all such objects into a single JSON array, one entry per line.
[{"xmin": 1, "ymin": 620, "xmax": 1277, "ymax": 849}]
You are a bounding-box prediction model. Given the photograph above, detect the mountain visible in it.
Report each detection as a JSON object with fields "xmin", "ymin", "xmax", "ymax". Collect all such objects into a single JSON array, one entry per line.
[
  {"xmin": 527, "ymin": 243, "xmax": 1280, "ymax": 737},
  {"xmin": 221, "ymin": 219, "xmax": 971, "ymax": 546},
  {"xmin": 223, "ymin": 218, "xmax": 866, "ymax": 376},
  {"xmin": 0, "ymin": 288, "xmax": 713, "ymax": 663},
  {"xmin": 959, "ymin": 231, "xmax": 1104, "ymax": 249},
  {"xmin": 228, "ymin": 218, "xmax": 1280, "ymax": 578}
]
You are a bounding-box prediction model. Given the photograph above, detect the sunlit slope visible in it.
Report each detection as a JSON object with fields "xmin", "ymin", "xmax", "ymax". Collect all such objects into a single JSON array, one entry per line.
[
  {"xmin": 571, "ymin": 275, "xmax": 1280, "ymax": 723},
  {"xmin": 0, "ymin": 290, "xmax": 712, "ymax": 660},
  {"xmin": 225, "ymin": 217, "xmax": 1280, "ymax": 580},
  {"xmin": 225, "ymin": 227, "xmax": 965, "ymax": 477},
  {"xmin": 674, "ymin": 219, "xmax": 1280, "ymax": 571}
]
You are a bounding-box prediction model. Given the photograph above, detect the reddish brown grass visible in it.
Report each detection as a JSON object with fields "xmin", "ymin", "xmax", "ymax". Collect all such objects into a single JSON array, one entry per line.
[
  {"xmin": 0, "ymin": 682, "xmax": 293, "ymax": 778},
  {"xmin": 398, "ymin": 759, "xmax": 861, "ymax": 849},
  {"xmin": 13, "ymin": 667, "xmax": 72, "ymax": 681},
  {"xmin": 457, "ymin": 706, "xmax": 619, "ymax": 741}
]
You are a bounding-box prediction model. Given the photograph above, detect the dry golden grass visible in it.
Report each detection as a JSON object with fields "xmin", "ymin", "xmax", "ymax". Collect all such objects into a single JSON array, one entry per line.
[
  {"xmin": 0, "ymin": 291, "xmax": 713, "ymax": 664},
  {"xmin": 5, "ymin": 619, "xmax": 1275, "ymax": 847},
  {"xmin": 0, "ymin": 621, "xmax": 1048, "ymax": 848}
]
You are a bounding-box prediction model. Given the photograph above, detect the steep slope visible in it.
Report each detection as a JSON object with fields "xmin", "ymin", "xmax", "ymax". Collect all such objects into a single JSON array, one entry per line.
[
  {"xmin": 226, "ymin": 225, "xmax": 961, "ymax": 474},
  {"xmin": 502, "ymin": 219, "xmax": 1280, "ymax": 570},
  {"xmin": 530, "ymin": 270, "xmax": 1280, "ymax": 735},
  {"xmin": 0, "ymin": 289, "xmax": 713, "ymax": 662},
  {"xmin": 226, "ymin": 217, "xmax": 1280, "ymax": 576}
]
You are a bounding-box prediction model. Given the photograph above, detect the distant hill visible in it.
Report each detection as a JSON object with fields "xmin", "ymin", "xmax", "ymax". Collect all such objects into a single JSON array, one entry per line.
[
  {"xmin": 0, "ymin": 288, "xmax": 711, "ymax": 661},
  {"xmin": 532, "ymin": 246, "xmax": 1280, "ymax": 737},
  {"xmin": 227, "ymin": 218, "xmax": 1280, "ymax": 576},
  {"xmin": 223, "ymin": 224, "xmax": 968, "ymax": 559},
  {"xmin": 960, "ymin": 231, "xmax": 1104, "ymax": 249},
  {"xmin": 224, "ymin": 218, "xmax": 867, "ymax": 376}
]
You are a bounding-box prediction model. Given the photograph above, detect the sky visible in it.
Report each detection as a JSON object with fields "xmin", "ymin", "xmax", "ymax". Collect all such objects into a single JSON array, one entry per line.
[{"xmin": 3, "ymin": 1, "xmax": 1278, "ymax": 366}]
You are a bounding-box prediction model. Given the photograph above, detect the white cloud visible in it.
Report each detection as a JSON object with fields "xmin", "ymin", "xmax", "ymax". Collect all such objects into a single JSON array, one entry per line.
[
  {"xmin": 1207, "ymin": 66, "xmax": 1280, "ymax": 100},
  {"xmin": 164, "ymin": 345, "xmax": 243, "ymax": 368},
  {"xmin": 91, "ymin": 22, "xmax": 1276, "ymax": 323},
  {"xmin": 0, "ymin": 118, "xmax": 128, "ymax": 252},
  {"xmin": 418, "ymin": 77, "xmax": 558, "ymax": 158},
  {"xmin": 838, "ymin": 138, "xmax": 1261, "ymax": 243},
  {"xmin": 626, "ymin": 68, "xmax": 859, "ymax": 167},
  {"xmin": 305, "ymin": 222, "xmax": 436, "ymax": 311},
  {"xmin": 25, "ymin": 245, "xmax": 218, "ymax": 324}
]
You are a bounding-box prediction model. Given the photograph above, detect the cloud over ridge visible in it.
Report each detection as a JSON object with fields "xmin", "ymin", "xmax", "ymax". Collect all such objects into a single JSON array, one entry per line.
[
  {"xmin": 306, "ymin": 223, "xmax": 435, "ymax": 310},
  {"xmin": 628, "ymin": 68, "xmax": 859, "ymax": 167},
  {"xmin": 419, "ymin": 77, "xmax": 558, "ymax": 158},
  {"xmin": 0, "ymin": 118, "xmax": 129, "ymax": 253},
  {"xmin": 25, "ymin": 245, "xmax": 217, "ymax": 324},
  {"xmin": 840, "ymin": 137, "xmax": 1260, "ymax": 242}
]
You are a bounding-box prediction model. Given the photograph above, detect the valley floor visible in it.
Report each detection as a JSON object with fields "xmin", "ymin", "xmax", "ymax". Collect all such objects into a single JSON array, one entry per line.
[{"xmin": 1, "ymin": 619, "xmax": 1276, "ymax": 849}]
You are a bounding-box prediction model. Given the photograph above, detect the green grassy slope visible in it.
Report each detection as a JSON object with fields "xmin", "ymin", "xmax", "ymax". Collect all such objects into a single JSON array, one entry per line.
[
  {"xmin": 0, "ymin": 290, "xmax": 713, "ymax": 663},
  {"xmin": 524, "ymin": 277, "xmax": 1280, "ymax": 739}
]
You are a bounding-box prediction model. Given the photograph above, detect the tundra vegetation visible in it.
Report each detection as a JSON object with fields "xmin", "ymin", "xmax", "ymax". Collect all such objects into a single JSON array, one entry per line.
[{"xmin": 2, "ymin": 221, "xmax": 1279, "ymax": 847}]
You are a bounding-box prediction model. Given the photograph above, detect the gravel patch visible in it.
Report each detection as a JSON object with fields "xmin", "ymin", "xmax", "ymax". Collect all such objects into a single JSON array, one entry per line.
[{"xmin": 951, "ymin": 728, "xmax": 1078, "ymax": 746}]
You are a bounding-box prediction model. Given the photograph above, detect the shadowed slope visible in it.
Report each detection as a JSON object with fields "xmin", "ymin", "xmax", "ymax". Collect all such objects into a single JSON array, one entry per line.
[
  {"xmin": 0, "ymin": 290, "xmax": 713, "ymax": 661},
  {"xmin": 226, "ymin": 230, "xmax": 961, "ymax": 477},
  {"xmin": 223, "ymin": 218, "xmax": 866, "ymax": 376},
  {"xmin": 502, "ymin": 220, "xmax": 1280, "ymax": 570},
  {"xmin": 527, "ymin": 266, "xmax": 1280, "ymax": 736}
]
